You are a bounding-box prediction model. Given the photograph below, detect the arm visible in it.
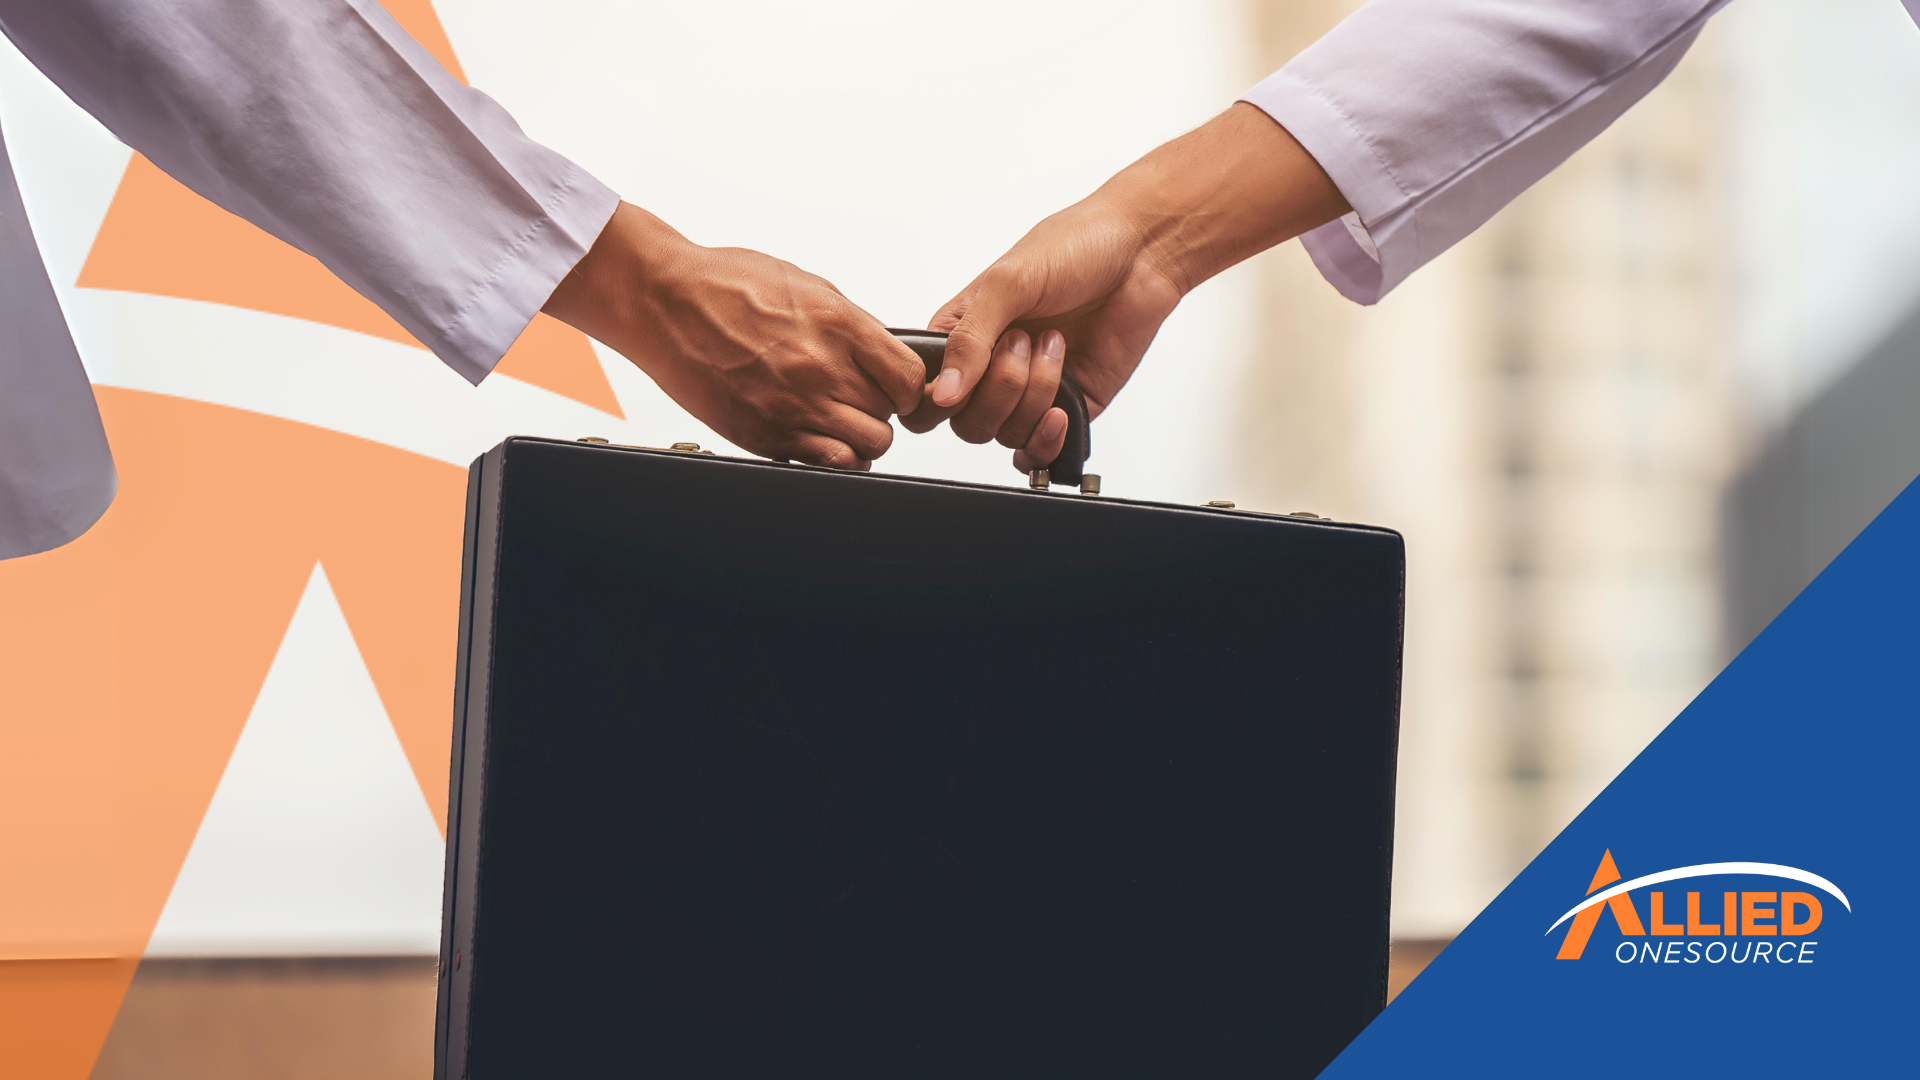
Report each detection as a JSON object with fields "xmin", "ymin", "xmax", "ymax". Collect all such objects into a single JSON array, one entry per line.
[
  {"xmin": 0, "ymin": 125, "xmax": 115, "ymax": 560},
  {"xmin": 0, "ymin": 0, "xmax": 921, "ymax": 468},
  {"xmin": 915, "ymin": 0, "xmax": 1728, "ymax": 471},
  {"xmin": 904, "ymin": 104, "xmax": 1347, "ymax": 466}
]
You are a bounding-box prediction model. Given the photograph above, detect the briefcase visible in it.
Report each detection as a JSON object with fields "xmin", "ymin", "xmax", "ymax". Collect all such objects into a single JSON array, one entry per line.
[{"xmin": 435, "ymin": 428, "xmax": 1404, "ymax": 1077}]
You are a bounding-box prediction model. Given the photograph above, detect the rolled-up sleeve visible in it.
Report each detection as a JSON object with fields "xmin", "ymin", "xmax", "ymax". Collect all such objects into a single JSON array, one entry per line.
[
  {"xmin": 0, "ymin": 0, "xmax": 619, "ymax": 382},
  {"xmin": 1242, "ymin": 0, "xmax": 1728, "ymax": 305}
]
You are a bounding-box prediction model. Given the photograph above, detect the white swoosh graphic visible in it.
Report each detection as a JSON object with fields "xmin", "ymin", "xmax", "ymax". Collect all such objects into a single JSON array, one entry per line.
[{"xmin": 1544, "ymin": 863, "xmax": 1851, "ymax": 935}]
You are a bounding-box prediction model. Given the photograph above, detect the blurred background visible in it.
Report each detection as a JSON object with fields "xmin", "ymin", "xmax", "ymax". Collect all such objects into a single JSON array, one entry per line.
[{"xmin": 2, "ymin": 1, "xmax": 1917, "ymax": 1076}]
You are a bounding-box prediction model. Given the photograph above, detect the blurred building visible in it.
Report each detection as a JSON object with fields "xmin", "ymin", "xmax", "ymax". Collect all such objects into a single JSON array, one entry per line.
[
  {"xmin": 1717, "ymin": 0, "xmax": 1920, "ymax": 657},
  {"xmin": 1237, "ymin": 1, "xmax": 1735, "ymax": 937}
]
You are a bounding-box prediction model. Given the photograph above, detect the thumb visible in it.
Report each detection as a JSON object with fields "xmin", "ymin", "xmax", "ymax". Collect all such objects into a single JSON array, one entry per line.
[{"xmin": 927, "ymin": 264, "xmax": 1038, "ymax": 410}]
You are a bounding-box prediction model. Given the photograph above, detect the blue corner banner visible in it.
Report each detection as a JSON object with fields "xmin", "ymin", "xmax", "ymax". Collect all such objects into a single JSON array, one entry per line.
[{"xmin": 1324, "ymin": 479, "xmax": 1920, "ymax": 1075}]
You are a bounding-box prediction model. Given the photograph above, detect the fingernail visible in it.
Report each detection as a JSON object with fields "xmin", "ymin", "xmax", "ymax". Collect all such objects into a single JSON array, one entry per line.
[
  {"xmin": 1041, "ymin": 330, "xmax": 1065, "ymax": 361},
  {"xmin": 1008, "ymin": 330, "xmax": 1030, "ymax": 359},
  {"xmin": 1039, "ymin": 408, "xmax": 1066, "ymax": 443},
  {"xmin": 932, "ymin": 367, "xmax": 963, "ymax": 406}
]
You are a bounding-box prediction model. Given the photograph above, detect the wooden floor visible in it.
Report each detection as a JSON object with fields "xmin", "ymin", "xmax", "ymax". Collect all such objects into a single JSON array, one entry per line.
[
  {"xmin": 1386, "ymin": 938, "xmax": 1449, "ymax": 1003},
  {"xmin": 89, "ymin": 942, "xmax": 1451, "ymax": 1077}
]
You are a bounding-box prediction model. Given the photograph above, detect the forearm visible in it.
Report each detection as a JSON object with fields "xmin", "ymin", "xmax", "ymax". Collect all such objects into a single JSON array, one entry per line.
[{"xmin": 1097, "ymin": 103, "xmax": 1350, "ymax": 295}]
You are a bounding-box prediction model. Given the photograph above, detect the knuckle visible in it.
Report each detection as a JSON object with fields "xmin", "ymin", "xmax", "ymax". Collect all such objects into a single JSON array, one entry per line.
[
  {"xmin": 948, "ymin": 321, "xmax": 996, "ymax": 357},
  {"xmin": 841, "ymin": 418, "xmax": 888, "ymax": 457},
  {"xmin": 803, "ymin": 294, "xmax": 846, "ymax": 327},
  {"xmin": 896, "ymin": 347, "xmax": 928, "ymax": 380},
  {"xmin": 980, "ymin": 363, "xmax": 1024, "ymax": 400},
  {"xmin": 959, "ymin": 319, "xmax": 998, "ymax": 348}
]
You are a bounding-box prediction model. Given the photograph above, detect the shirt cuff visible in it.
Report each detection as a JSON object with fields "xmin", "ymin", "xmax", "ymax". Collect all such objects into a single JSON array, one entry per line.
[
  {"xmin": 432, "ymin": 165, "xmax": 621, "ymax": 384},
  {"xmin": 1241, "ymin": 70, "xmax": 1403, "ymax": 306},
  {"xmin": 1298, "ymin": 216, "xmax": 1384, "ymax": 307}
]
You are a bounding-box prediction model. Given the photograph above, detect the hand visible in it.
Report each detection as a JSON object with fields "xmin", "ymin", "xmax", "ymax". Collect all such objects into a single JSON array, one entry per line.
[
  {"xmin": 543, "ymin": 202, "xmax": 925, "ymax": 469},
  {"xmin": 902, "ymin": 206, "xmax": 1182, "ymax": 470},
  {"xmin": 904, "ymin": 103, "xmax": 1351, "ymax": 472}
]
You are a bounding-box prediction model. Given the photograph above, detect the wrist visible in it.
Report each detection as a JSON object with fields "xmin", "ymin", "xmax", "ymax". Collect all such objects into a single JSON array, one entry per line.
[
  {"xmin": 1093, "ymin": 169, "xmax": 1204, "ymax": 297},
  {"xmin": 542, "ymin": 201, "xmax": 696, "ymax": 369},
  {"xmin": 1098, "ymin": 103, "xmax": 1350, "ymax": 294}
]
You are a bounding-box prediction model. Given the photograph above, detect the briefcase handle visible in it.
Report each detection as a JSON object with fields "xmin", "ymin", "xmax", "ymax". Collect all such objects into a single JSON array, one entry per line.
[{"xmin": 888, "ymin": 328, "xmax": 1091, "ymax": 488}]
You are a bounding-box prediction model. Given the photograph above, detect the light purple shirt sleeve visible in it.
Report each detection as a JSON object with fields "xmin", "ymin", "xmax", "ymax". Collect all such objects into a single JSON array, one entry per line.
[
  {"xmin": 1242, "ymin": 0, "xmax": 1732, "ymax": 305},
  {"xmin": 0, "ymin": 0, "xmax": 619, "ymax": 384},
  {"xmin": 0, "ymin": 123, "xmax": 115, "ymax": 561},
  {"xmin": 0, "ymin": 0, "xmax": 619, "ymax": 559}
]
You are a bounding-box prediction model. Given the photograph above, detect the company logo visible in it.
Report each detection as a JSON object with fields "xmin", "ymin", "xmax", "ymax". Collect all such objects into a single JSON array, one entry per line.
[{"xmin": 1548, "ymin": 850, "xmax": 1850, "ymax": 965}]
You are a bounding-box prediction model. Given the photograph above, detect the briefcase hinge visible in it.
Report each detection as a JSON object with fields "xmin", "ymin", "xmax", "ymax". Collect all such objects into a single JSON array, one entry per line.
[
  {"xmin": 576, "ymin": 436, "xmax": 716, "ymax": 456},
  {"xmin": 1029, "ymin": 469, "xmax": 1102, "ymax": 496}
]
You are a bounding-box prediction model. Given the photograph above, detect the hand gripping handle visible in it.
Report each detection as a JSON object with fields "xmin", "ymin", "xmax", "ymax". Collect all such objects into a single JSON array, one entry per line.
[{"xmin": 889, "ymin": 328, "xmax": 1091, "ymax": 487}]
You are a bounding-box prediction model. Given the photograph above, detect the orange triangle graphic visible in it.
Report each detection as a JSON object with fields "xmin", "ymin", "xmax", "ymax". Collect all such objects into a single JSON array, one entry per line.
[
  {"xmin": 0, "ymin": 389, "xmax": 469, "ymax": 1078},
  {"xmin": 1586, "ymin": 849, "xmax": 1623, "ymax": 894},
  {"xmin": 75, "ymin": 0, "xmax": 622, "ymax": 418}
]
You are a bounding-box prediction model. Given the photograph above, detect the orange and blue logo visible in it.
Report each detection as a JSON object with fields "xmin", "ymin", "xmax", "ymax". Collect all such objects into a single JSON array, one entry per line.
[{"xmin": 1550, "ymin": 850, "xmax": 1849, "ymax": 964}]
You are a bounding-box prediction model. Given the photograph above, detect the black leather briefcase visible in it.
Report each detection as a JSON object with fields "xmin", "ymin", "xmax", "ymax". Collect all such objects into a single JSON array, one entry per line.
[{"xmin": 435, "ymin": 418, "xmax": 1403, "ymax": 1077}]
